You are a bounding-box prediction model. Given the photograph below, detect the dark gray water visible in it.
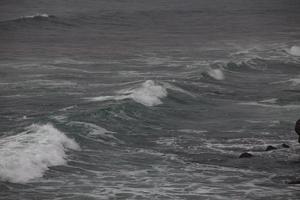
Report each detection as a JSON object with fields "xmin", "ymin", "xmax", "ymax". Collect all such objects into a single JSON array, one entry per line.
[{"xmin": 1, "ymin": 0, "xmax": 300, "ymax": 199}]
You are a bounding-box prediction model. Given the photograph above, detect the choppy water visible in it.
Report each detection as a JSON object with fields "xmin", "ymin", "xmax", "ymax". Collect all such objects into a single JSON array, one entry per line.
[{"xmin": 1, "ymin": 0, "xmax": 300, "ymax": 199}]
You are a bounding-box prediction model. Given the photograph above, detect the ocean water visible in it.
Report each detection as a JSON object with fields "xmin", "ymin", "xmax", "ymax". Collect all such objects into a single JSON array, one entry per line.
[{"xmin": 1, "ymin": 0, "xmax": 300, "ymax": 199}]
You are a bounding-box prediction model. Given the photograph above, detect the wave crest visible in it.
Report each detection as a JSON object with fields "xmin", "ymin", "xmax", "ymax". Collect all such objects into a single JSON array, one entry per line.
[{"xmin": 0, "ymin": 124, "xmax": 79, "ymax": 183}]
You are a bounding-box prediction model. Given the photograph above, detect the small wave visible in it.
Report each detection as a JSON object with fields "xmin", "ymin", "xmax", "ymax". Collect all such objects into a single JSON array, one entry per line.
[
  {"xmin": 0, "ymin": 124, "xmax": 79, "ymax": 183},
  {"xmin": 87, "ymin": 80, "xmax": 168, "ymax": 107},
  {"xmin": 289, "ymin": 46, "xmax": 300, "ymax": 56},
  {"xmin": 68, "ymin": 121, "xmax": 120, "ymax": 145}
]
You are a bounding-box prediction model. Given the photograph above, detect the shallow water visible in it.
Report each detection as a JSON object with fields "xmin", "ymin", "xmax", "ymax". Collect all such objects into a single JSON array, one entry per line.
[{"xmin": 1, "ymin": 0, "xmax": 300, "ymax": 199}]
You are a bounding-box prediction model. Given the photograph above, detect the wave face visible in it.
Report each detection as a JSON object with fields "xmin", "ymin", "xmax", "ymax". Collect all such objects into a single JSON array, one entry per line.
[{"xmin": 0, "ymin": 124, "xmax": 79, "ymax": 183}]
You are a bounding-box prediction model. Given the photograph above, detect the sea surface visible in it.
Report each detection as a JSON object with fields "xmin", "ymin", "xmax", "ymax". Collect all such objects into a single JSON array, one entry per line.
[{"xmin": 1, "ymin": 0, "xmax": 300, "ymax": 199}]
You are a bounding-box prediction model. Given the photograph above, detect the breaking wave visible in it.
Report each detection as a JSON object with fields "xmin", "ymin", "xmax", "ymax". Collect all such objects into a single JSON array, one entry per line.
[
  {"xmin": 205, "ymin": 68, "xmax": 225, "ymax": 80},
  {"xmin": 0, "ymin": 124, "xmax": 79, "ymax": 183},
  {"xmin": 87, "ymin": 80, "xmax": 168, "ymax": 107}
]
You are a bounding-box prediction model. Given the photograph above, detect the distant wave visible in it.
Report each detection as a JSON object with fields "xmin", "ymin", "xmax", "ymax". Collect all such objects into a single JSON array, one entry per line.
[
  {"xmin": 0, "ymin": 124, "xmax": 79, "ymax": 183},
  {"xmin": 0, "ymin": 13, "xmax": 55, "ymax": 23},
  {"xmin": 0, "ymin": 13, "xmax": 73, "ymax": 27},
  {"xmin": 20, "ymin": 13, "xmax": 55, "ymax": 20}
]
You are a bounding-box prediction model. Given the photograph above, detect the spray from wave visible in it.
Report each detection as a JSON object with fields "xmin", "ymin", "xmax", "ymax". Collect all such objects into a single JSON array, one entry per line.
[
  {"xmin": 87, "ymin": 80, "xmax": 168, "ymax": 106},
  {"xmin": 0, "ymin": 124, "xmax": 79, "ymax": 183}
]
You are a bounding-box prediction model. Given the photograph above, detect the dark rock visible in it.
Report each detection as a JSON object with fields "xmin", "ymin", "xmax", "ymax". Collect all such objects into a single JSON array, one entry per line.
[
  {"xmin": 295, "ymin": 119, "xmax": 300, "ymax": 135},
  {"xmin": 265, "ymin": 145, "xmax": 277, "ymax": 151},
  {"xmin": 287, "ymin": 180, "xmax": 300, "ymax": 184},
  {"xmin": 281, "ymin": 143, "xmax": 290, "ymax": 148},
  {"xmin": 239, "ymin": 152, "xmax": 253, "ymax": 158}
]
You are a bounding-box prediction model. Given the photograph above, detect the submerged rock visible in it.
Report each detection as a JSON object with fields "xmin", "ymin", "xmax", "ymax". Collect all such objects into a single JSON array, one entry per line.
[
  {"xmin": 265, "ymin": 145, "xmax": 277, "ymax": 151},
  {"xmin": 281, "ymin": 143, "xmax": 290, "ymax": 148},
  {"xmin": 239, "ymin": 152, "xmax": 253, "ymax": 158}
]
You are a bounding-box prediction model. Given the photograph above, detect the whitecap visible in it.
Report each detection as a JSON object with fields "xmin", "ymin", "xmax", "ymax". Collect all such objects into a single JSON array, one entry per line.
[
  {"xmin": 289, "ymin": 46, "xmax": 300, "ymax": 56},
  {"xmin": 206, "ymin": 68, "xmax": 225, "ymax": 80},
  {"xmin": 0, "ymin": 124, "xmax": 79, "ymax": 183}
]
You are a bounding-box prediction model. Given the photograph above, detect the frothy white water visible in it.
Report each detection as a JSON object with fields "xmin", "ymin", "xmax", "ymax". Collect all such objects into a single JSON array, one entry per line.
[
  {"xmin": 88, "ymin": 80, "xmax": 168, "ymax": 106},
  {"xmin": 206, "ymin": 68, "xmax": 225, "ymax": 80},
  {"xmin": 289, "ymin": 46, "xmax": 300, "ymax": 56},
  {"xmin": 0, "ymin": 124, "xmax": 80, "ymax": 183}
]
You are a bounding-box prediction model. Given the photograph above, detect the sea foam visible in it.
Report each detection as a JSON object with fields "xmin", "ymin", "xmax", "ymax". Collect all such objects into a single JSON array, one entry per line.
[
  {"xmin": 0, "ymin": 124, "xmax": 79, "ymax": 183},
  {"xmin": 88, "ymin": 80, "xmax": 168, "ymax": 106}
]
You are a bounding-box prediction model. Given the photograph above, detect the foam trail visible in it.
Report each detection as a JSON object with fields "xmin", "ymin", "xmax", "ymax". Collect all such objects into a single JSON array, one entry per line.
[
  {"xmin": 0, "ymin": 124, "xmax": 79, "ymax": 183},
  {"xmin": 289, "ymin": 46, "xmax": 300, "ymax": 56},
  {"xmin": 88, "ymin": 80, "xmax": 168, "ymax": 106}
]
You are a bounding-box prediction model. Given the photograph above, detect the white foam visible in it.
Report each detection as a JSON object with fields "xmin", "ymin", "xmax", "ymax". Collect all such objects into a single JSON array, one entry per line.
[
  {"xmin": 0, "ymin": 124, "xmax": 79, "ymax": 183},
  {"xmin": 88, "ymin": 80, "xmax": 168, "ymax": 107},
  {"xmin": 206, "ymin": 68, "xmax": 225, "ymax": 80},
  {"xmin": 289, "ymin": 46, "xmax": 300, "ymax": 56}
]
